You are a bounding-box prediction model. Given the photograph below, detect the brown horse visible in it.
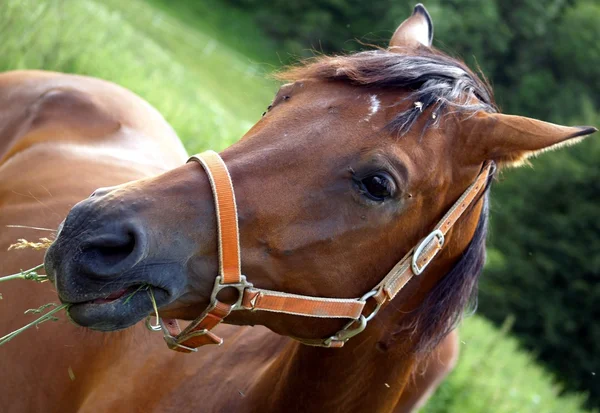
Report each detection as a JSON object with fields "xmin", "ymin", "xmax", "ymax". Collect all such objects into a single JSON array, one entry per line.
[
  {"xmin": 3, "ymin": 4, "xmax": 597, "ymax": 413},
  {"xmin": 0, "ymin": 11, "xmax": 458, "ymax": 412},
  {"xmin": 0, "ymin": 68, "xmax": 457, "ymax": 413}
]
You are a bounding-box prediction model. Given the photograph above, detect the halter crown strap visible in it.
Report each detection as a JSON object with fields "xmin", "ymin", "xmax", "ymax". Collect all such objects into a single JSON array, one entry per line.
[{"xmin": 157, "ymin": 151, "xmax": 494, "ymax": 352}]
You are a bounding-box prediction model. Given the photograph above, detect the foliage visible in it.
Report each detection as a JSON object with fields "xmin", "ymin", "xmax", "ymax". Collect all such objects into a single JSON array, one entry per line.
[
  {"xmin": 0, "ymin": 0, "xmax": 598, "ymax": 410},
  {"xmin": 481, "ymin": 133, "xmax": 600, "ymax": 407},
  {"xmin": 224, "ymin": 0, "xmax": 600, "ymax": 120}
]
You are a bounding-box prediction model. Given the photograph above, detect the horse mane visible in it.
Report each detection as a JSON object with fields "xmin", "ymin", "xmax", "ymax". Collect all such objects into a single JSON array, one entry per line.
[
  {"xmin": 400, "ymin": 185, "xmax": 493, "ymax": 355},
  {"xmin": 277, "ymin": 47, "xmax": 498, "ymax": 135},
  {"xmin": 280, "ymin": 47, "xmax": 498, "ymax": 354}
]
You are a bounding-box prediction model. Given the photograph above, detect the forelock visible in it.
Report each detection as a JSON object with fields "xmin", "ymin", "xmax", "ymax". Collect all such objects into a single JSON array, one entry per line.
[{"xmin": 277, "ymin": 48, "xmax": 497, "ymax": 136}]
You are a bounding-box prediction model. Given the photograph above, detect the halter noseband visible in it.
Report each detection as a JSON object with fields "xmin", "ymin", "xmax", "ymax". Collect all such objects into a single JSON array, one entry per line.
[{"xmin": 154, "ymin": 150, "xmax": 493, "ymax": 353}]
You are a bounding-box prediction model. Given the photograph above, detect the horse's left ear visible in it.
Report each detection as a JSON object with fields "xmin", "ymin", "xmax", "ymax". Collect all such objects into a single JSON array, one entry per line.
[
  {"xmin": 389, "ymin": 4, "xmax": 433, "ymax": 49},
  {"xmin": 462, "ymin": 111, "xmax": 597, "ymax": 167}
]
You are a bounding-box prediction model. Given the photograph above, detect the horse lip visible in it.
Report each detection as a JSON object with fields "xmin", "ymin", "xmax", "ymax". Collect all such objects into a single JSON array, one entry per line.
[
  {"xmin": 66, "ymin": 285, "xmax": 171, "ymax": 331},
  {"xmin": 61, "ymin": 283, "xmax": 146, "ymax": 305}
]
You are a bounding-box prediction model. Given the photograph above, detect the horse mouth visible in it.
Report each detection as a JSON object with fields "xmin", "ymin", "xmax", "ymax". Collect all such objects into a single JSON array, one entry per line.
[
  {"xmin": 88, "ymin": 286, "xmax": 132, "ymax": 304},
  {"xmin": 65, "ymin": 284, "xmax": 168, "ymax": 331}
]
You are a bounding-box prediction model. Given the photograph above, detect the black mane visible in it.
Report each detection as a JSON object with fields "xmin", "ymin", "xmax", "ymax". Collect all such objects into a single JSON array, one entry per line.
[
  {"xmin": 278, "ymin": 48, "xmax": 498, "ymax": 135},
  {"xmin": 399, "ymin": 185, "xmax": 492, "ymax": 354}
]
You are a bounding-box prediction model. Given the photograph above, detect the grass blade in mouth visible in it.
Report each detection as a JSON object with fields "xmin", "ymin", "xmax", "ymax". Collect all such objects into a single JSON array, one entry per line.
[
  {"xmin": 146, "ymin": 287, "xmax": 161, "ymax": 330},
  {"xmin": 123, "ymin": 284, "xmax": 150, "ymax": 305}
]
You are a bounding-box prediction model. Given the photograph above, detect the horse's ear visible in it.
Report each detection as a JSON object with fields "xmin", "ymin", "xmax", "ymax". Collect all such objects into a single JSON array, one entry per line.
[
  {"xmin": 389, "ymin": 4, "xmax": 433, "ymax": 49},
  {"xmin": 463, "ymin": 111, "xmax": 597, "ymax": 167}
]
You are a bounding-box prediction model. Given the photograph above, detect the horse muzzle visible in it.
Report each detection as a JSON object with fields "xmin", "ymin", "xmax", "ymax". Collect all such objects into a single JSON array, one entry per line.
[{"xmin": 44, "ymin": 190, "xmax": 184, "ymax": 330}]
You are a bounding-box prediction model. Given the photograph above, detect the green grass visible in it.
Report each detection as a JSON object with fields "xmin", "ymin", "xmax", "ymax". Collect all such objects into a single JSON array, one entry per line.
[
  {"xmin": 146, "ymin": 0, "xmax": 282, "ymax": 66},
  {"xmin": 0, "ymin": 0, "xmax": 277, "ymax": 153},
  {"xmin": 0, "ymin": 0, "xmax": 595, "ymax": 411},
  {"xmin": 423, "ymin": 316, "xmax": 594, "ymax": 413}
]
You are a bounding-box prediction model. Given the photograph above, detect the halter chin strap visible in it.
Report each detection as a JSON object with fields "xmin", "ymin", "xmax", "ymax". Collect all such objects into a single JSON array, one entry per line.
[{"xmin": 156, "ymin": 150, "xmax": 494, "ymax": 352}]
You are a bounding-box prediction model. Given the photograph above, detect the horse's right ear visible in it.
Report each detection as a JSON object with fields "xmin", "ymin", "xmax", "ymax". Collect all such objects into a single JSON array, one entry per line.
[
  {"xmin": 389, "ymin": 4, "xmax": 433, "ymax": 49},
  {"xmin": 461, "ymin": 111, "xmax": 597, "ymax": 168}
]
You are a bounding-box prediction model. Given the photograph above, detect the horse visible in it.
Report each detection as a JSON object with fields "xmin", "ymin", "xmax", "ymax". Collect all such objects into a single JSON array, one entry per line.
[
  {"xmin": 0, "ymin": 76, "xmax": 458, "ymax": 413},
  {"xmin": 0, "ymin": 8, "xmax": 461, "ymax": 412},
  {"xmin": 3, "ymin": 4, "xmax": 597, "ymax": 413}
]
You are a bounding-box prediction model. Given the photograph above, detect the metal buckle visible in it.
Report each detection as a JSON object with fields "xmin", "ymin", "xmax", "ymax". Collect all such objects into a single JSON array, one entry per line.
[
  {"xmin": 323, "ymin": 315, "xmax": 367, "ymax": 347},
  {"xmin": 210, "ymin": 275, "xmax": 253, "ymax": 311},
  {"xmin": 320, "ymin": 289, "xmax": 383, "ymax": 347},
  {"xmin": 411, "ymin": 229, "xmax": 444, "ymax": 275}
]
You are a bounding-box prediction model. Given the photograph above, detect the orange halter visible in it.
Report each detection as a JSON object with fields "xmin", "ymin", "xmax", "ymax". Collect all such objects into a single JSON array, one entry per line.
[{"xmin": 154, "ymin": 150, "xmax": 494, "ymax": 353}]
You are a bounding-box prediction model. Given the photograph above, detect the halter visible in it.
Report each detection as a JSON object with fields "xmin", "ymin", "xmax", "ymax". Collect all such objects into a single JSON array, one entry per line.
[{"xmin": 152, "ymin": 150, "xmax": 494, "ymax": 353}]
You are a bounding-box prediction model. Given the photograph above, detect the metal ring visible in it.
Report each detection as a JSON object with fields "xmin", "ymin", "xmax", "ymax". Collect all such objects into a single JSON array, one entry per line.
[
  {"xmin": 210, "ymin": 275, "xmax": 253, "ymax": 311},
  {"xmin": 145, "ymin": 316, "xmax": 162, "ymax": 332},
  {"xmin": 323, "ymin": 315, "xmax": 368, "ymax": 347},
  {"xmin": 360, "ymin": 290, "xmax": 383, "ymax": 322}
]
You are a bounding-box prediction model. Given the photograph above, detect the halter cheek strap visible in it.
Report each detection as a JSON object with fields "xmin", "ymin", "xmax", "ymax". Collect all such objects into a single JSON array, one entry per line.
[
  {"xmin": 160, "ymin": 151, "xmax": 247, "ymax": 351},
  {"xmin": 156, "ymin": 150, "xmax": 494, "ymax": 352}
]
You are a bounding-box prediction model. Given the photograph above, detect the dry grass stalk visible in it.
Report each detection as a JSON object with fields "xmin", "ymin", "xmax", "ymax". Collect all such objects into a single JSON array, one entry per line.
[
  {"xmin": 2, "ymin": 236, "xmax": 53, "ymax": 284},
  {"xmin": 8, "ymin": 237, "xmax": 53, "ymax": 251},
  {"xmin": 5, "ymin": 225, "xmax": 56, "ymax": 232}
]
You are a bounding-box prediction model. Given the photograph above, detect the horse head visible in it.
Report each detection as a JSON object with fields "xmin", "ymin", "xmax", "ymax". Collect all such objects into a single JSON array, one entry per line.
[{"xmin": 45, "ymin": 5, "xmax": 596, "ymax": 351}]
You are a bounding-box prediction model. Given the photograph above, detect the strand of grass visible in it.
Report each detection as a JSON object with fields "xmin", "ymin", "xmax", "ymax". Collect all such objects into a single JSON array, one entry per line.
[
  {"xmin": 0, "ymin": 303, "xmax": 69, "ymax": 346},
  {"xmin": 123, "ymin": 283, "xmax": 149, "ymax": 305},
  {"xmin": 8, "ymin": 237, "xmax": 54, "ymax": 251},
  {"xmin": 6, "ymin": 225, "xmax": 57, "ymax": 232},
  {"xmin": 0, "ymin": 263, "xmax": 47, "ymax": 283},
  {"xmin": 24, "ymin": 302, "xmax": 59, "ymax": 315},
  {"xmin": 147, "ymin": 287, "xmax": 161, "ymax": 329},
  {"xmin": 148, "ymin": 288, "xmax": 160, "ymax": 318}
]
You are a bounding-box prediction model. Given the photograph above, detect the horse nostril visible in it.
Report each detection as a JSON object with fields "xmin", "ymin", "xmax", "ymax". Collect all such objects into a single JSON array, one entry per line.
[
  {"xmin": 90, "ymin": 186, "xmax": 116, "ymax": 198},
  {"xmin": 85, "ymin": 234, "xmax": 135, "ymax": 267},
  {"xmin": 79, "ymin": 225, "xmax": 146, "ymax": 277}
]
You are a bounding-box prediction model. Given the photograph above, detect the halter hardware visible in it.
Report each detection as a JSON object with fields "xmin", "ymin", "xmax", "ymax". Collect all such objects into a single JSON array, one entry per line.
[
  {"xmin": 211, "ymin": 275, "xmax": 253, "ymax": 311},
  {"xmin": 321, "ymin": 289, "xmax": 383, "ymax": 348},
  {"xmin": 412, "ymin": 229, "xmax": 444, "ymax": 275},
  {"xmin": 323, "ymin": 316, "xmax": 368, "ymax": 348},
  {"xmin": 146, "ymin": 150, "xmax": 493, "ymax": 352}
]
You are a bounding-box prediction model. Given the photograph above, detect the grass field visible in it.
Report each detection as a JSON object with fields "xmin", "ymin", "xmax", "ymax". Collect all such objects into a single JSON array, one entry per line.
[
  {"xmin": 0, "ymin": 0, "xmax": 595, "ymax": 411},
  {"xmin": 1, "ymin": 0, "xmax": 277, "ymax": 152}
]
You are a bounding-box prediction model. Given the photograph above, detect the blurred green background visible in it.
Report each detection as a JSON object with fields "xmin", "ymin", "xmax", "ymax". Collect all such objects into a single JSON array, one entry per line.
[{"xmin": 1, "ymin": 0, "xmax": 598, "ymax": 411}]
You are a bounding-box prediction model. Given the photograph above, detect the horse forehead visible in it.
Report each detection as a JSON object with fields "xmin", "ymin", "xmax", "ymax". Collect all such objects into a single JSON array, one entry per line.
[
  {"xmin": 239, "ymin": 81, "xmax": 449, "ymax": 165},
  {"xmin": 301, "ymin": 80, "xmax": 399, "ymax": 106},
  {"xmin": 290, "ymin": 83, "xmax": 406, "ymax": 138}
]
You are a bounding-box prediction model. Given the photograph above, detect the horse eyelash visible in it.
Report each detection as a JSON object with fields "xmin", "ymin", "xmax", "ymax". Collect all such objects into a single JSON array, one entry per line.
[{"xmin": 262, "ymin": 104, "xmax": 274, "ymax": 117}]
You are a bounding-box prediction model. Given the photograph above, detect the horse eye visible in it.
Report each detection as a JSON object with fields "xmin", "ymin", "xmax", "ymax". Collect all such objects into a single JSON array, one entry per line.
[{"xmin": 360, "ymin": 174, "xmax": 393, "ymax": 201}]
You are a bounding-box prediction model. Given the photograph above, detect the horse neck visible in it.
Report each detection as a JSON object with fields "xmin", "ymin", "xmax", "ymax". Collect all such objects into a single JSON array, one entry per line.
[
  {"xmin": 247, "ymin": 197, "xmax": 485, "ymax": 413},
  {"xmin": 247, "ymin": 329, "xmax": 416, "ymax": 412}
]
